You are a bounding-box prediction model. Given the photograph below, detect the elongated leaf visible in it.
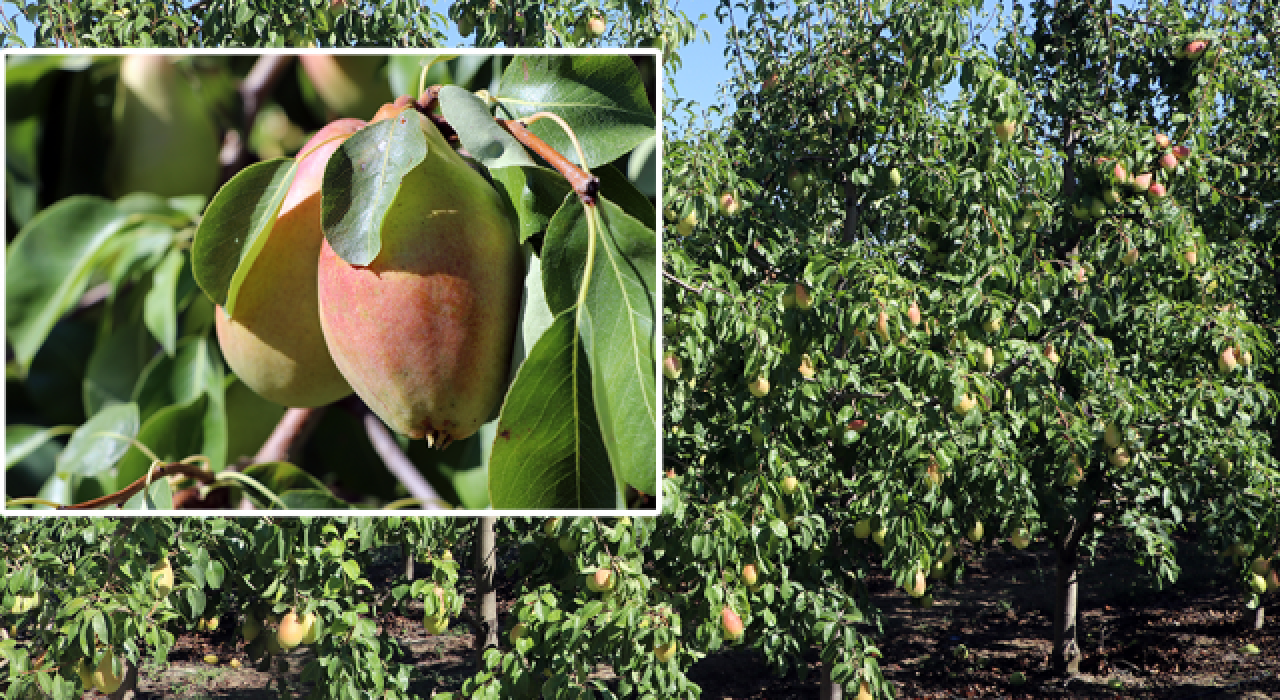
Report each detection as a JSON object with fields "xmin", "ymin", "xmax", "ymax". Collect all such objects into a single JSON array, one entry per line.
[
  {"xmin": 171, "ymin": 335, "xmax": 229, "ymax": 470},
  {"xmin": 5, "ymin": 197, "xmax": 131, "ymax": 370},
  {"xmin": 82, "ymin": 317, "xmax": 153, "ymax": 418},
  {"xmin": 6, "ymin": 425, "xmax": 68, "ymax": 471},
  {"xmin": 439, "ymin": 85, "xmax": 535, "ymax": 170},
  {"xmin": 490, "ymin": 166, "xmax": 573, "ymax": 243},
  {"xmin": 321, "ymin": 112, "xmax": 429, "ymax": 266},
  {"xmin": 242, "ymin": 462, "xmax": 345, "ymax": 510},
  {"xmin": 143, "ymin": 248, "xmax": 185, "ymax": 356},
  {"xmin": 488, "ymin": 312, "xmax": 616, "ymax": 509},
  {"xmin": 56, "ymin": 403, "xmax": 140, "ymax": 478},
  {"xmin": 191, "ymin": 159, "xmax": 296, "ymax": 314},
  {"xmin": 122, "ymin": 479, "xmax": 173, "ymax": 511},
  {"xmin": 114, "ymin": 396, "xmax": 208, "ymax": 486},
  {"xmin": 541, "ymin": 198, "xmax": 657, "ymax": 495},
  {"xmin": 496, "ymin": 56, "xmax": 655, "ymax": 169}
]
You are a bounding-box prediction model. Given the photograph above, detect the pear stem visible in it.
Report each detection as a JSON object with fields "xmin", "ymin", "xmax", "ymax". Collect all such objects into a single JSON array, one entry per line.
[
  {"xmin": 500, "ymin": 119, "xmax": 599, "ymax": 205},
  {"xmin": 58, "ymin": 462, "xmax": 218, "ymax": 510}
]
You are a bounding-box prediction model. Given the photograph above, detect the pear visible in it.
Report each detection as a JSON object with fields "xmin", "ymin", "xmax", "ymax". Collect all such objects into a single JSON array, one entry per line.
[
  {"xmin": 106, "ymin": 55, "xmax": 219, "ymax": 199},
  {"xmin": 317, "ymin": 103, "xmax": 522, "ymax": 445},
  {"xmin": 91, "ymin": 650, "xmax": 124, "ymax": 694},
  {"xmin": 150, "ymin": 557, "xmax": 174, "ymax": 597},
  {"xmin": 299, "ymin": 55, "xmax": 394, "ymax": 120},
  {"xmin": 214, "ymin": 120, "xmax": 362, "ymax": 407},
  {"xmin": 276, "ymin": 611, "xmax": 307, "ymax": 649}
]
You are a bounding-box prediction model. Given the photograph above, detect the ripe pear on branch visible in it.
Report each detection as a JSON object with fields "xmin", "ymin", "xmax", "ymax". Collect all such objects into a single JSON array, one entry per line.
[{"xmin": 317, "ymin": 101, "xmax": 522, "ymax": 446}]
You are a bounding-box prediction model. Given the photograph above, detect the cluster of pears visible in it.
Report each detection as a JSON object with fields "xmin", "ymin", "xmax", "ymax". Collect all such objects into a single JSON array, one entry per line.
[
  {"xmin": 209, "ymin": 93, "xmax": 522, "ymax": 448},
  {"xmin": 77, "ymin": 648, "xmax": 125, "ymax": 694},
  {"xmin": 1074, "ymin": 133, "xmax": 1190, "ymax": 222},
  {"xmin": 241, "ymin": 607, "xmax": 323, "ymax": 652}
]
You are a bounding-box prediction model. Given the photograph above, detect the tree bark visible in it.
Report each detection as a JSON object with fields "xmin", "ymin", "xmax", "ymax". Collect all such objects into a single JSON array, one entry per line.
[
  {"xmin": 402, "ymin": 542, "xmax": 415, "ymax": 581},
  {"xmin": 472, "ymin": 516, "xmax": 500, "ymax": 666},
  {"xmin": 819, "ymin": 661, "xmax": 844, "ymax": 700},
  {"xmin": 1052, "ymin": 538, "xmax": 1082, "ymax": 674},
  {"xmin": 1249, "ymin": 604, "xmax": 1264, "ymax": 630}
]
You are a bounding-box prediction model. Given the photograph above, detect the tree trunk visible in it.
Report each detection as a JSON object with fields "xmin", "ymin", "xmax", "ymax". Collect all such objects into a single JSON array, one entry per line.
[
  {"xmin": 1052, "ymin": 539, "xmax": 1082, "ymax": 674},
  {"xmin": 819, "ymin": 662, "xmax": 844, "ymax": 700},
  {"xmin": 472, "ymin": 516, "xmax": 500, "ymax": 665},
  {"xmin": 1249, "ymin": 604, "xmax": 1264, "ymax": 630},
  {"xmin": 402, "ymin": 542, "xmax": 415, "ymax": 581}
]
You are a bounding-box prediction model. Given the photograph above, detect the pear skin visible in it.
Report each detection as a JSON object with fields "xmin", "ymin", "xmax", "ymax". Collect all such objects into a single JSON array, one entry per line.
[
  {"xmin": 107, "ymin": 55, "xmax": 220, "ymax": 199},
  {"xmin": 215, "ymin": 119, "xmax": 363, "ymax": 407},
  {"xmin": 317, "ymin": 104, "xmax": 521, "ymax": 446}
]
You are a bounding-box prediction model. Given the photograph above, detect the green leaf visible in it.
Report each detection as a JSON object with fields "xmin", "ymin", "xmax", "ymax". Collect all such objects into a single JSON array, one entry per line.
[
  {"xmin": 242, "ymin": 462, "xmax": 343, "ymax": 510},
  {"xmin": 122, "ymin": 479, "xmax": 173, "ymax": 510},
  {"xmin": 114, "ymin": 395, "xmax": 208, "ymax": 486},
  {"xmin": 438, "ymin": 85, "xmax": 535, "ymax": 170},
  {"xmin": 541, "ymin": 199, "xmax": 657, "ymax": 495},
  {"xmin": 490, "ymin": 166, "xmax": 573, "ymax": 243},
  {"xmin": 320, "ymin": 112, "xmax": 429, "ymax": 266},
  {"xmin": 82, "ymin": 317, "xmax": 154, "ymax": 418},
  {"xmin": 496, "ymin": 56, "xmax": 655, "ymax": 169},
  {"xmin": 280, "ymin": 490, "xmax": 351, "ymax": 509},
  {"xmin": 488, "ymin": 312, "xmax": 616, "ymax": 509},
  {"xmin": 5, "ymin": 197, "xmax": 132, "ymax": 370},
  {"xmin": 594, "ymin": 163, "xmax": 656, "ymax": 231},
  {"xmin": 56, "ymin": 403, "xmax": 140, "ymax": 478},
  {"xmin": 143, "ymin": 248, "xmax": 185, "ymax": 356},
  {"xmin": 191, "ymin": 159, "xmax": 296, "ymax": 314},
  {"xmin": 6, "ymin": 425, "xmax": 69, "ymax": 471}
]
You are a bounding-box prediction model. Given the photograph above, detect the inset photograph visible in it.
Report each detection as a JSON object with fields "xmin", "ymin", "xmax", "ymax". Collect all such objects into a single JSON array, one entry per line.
[{"xmin": 5, "ymin": 51, "xmax": 659, "ymax": 512}]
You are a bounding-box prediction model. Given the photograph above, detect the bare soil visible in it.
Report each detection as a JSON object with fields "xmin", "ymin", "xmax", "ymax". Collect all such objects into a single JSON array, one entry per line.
[{"xmin": 106, "ymin": 532, "xmax": 1278, "ymax": 699}]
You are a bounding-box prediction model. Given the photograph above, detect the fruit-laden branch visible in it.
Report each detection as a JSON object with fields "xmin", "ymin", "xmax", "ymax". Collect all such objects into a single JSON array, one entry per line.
[
  {"xmin": 222, "ymin": 54, "xmax": 294, "ymax": 184},
  {"xmin": 59, "ymin": 463, "xmax": 217, "ymax": 510},
  {"xmin": 500, "ymin": 119, "xmax": 600, "ymax": 205}
]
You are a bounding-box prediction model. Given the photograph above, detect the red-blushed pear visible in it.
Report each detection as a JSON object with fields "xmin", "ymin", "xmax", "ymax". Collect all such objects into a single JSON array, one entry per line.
[
  {"xmin": 587, "ymin": 567, "xmax": 616, "ymax": 593},
  {"xmin": 875, "ymin": 310, "xmax": 890, "ymax": 342},
  {"xmin": 276, "ymin": 611, "xmax": 307, "ymax": 649},
  {"xmin": 747, "ymin": 376, "xmax": 770, "ymax": 398},
  {"xmin": 1172, "ymin": 145, "xmax": 1191, "ymax": 161},
  {"xmin": 1185, "ymin": 40, "xmax": 1208, "ymax": 56},
  {"xmin": 906, "ymin": 568, "xmax": 927, "ymax": 597},
  {"xmin": 585, "ymin": 14, "xmax": 606, "ymax": 37},
  {"xmin": 1109, "ymin": 446, "xmax": 1131, "ymax": 467},
  {"xmin": 718, "ymin": 191, "xmax": 740, "ymax": 216},
  {"xmin": 655, "ymin": 639, "xmax": 678, "ymax": 662},
  {"xmin": 213, "ymin": 119, "xmax": 362, "ymax": 408},
  {"xmin": 1183, "ymin": 247, "xmax": 1198, "ymax": 265},
  {"xmin": 849, "ymin": 419, "xmax": 868, "ymax": 433},
  {"xmin": 1130, "ymin": 172, "xmax": 1152, "ymax": 191},
  {"xmin": 742, "ymin": 563, "xmax": 759, "ymax": 586},
  {"xmin": 1112, "ymin": 162, "xmax": 1129, "ymax": 184},
  {"xmin": 663, "ymin": 352, "xmax": 682, "ymax": 380},
  {"xmin": 1121, "ymin": 248, "xmax": 1140, "ymax": 266},
  {"xmin": 1159, "ymin": 152, "xmax": 1178, "ymax": 170},
  {"xmin": 1148, "ymin": 182, "xmax": 1168, "ymax": 199},
  {"xmin": 1155, "ymin": 134, "xmax": 1171, "ymax": 149},
  {"xmin": 317, "ymin": 102, "xmax": 521, "ymax": 446},
  {"xmin": 721, "ymin": 606, "xmax": 744, "ymax": 640},
  {"xmin": 908, "ymin": 301, "xmax": 922, "ymax": 326},
  {"xmin": 1074, "ymin": 265, "xmax": 1088, "ymax": 284},
  {"xmin": 993, "ymin": 120, "xmax": 1018, "ymax": 142},
  {"xmin": 1218, "ymin": 346, "xmax": 1238, "ymax": 373}
]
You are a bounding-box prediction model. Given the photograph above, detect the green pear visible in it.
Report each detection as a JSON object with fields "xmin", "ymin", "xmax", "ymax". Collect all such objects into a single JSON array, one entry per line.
[
  {"xmin": 213, "ymin": 120, "xmax": 362, "ymax": 408},
  {"xmin": 106, "ymin": 55, "xmax": 219, "ymax": 199},
  {"xmin": 299, "ymin": 55, "xmax": 394, "ymax": 120},
  {"xmin": 317, "ymin": 103, "xmax": 521, "ymax": 446}
]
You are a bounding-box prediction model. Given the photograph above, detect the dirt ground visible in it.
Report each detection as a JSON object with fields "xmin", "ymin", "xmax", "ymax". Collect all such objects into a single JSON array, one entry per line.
[{"xmin": 114, "ymin": 532, "xmax": 1277, "ymax": 699}]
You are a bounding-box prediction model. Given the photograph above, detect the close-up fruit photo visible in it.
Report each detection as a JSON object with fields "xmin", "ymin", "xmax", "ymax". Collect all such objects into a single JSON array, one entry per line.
[{"xmin": 5, "ymin": 52, "xmax": 659, "ymax": 511}]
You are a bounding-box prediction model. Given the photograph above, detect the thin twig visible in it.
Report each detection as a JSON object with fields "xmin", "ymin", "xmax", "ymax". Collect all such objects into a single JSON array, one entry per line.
[
  {"xmin": 359, "ymin": 405, "xmax": 446, "ymax": 510},
  {"xmin": 59, "ymin": 463, "xmax": 217, "ymax": 510}
]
